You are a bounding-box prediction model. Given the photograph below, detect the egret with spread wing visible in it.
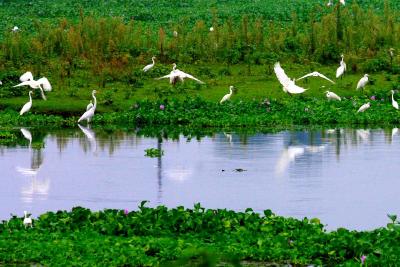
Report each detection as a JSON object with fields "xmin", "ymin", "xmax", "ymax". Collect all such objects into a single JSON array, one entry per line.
[
  {"xmin": 14, "ymin": 72, "xmax": 52, "ymax": 100},
  {"xmin": 297, "ymin": 71, "xmax": 335, "ymax": 84},
  {"xmin": 274, "ymin": 62, "xmax": 307, "ymax": 94},
  {"xmin": 156, "ymin": 63, "xmax": 205, "ymax": 85}
]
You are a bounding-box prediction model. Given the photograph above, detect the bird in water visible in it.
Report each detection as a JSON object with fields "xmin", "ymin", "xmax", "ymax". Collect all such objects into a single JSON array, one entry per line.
[
  {"xmin": 220, "ymin": 86, "xmax": 235, "ymax": 103},
  {"xmin": 23, "ymin": 211, "xmax": 33, "ymax": 228},
  {"xmin": 14, "ymin": 71, "xmax": 52, "ymax": 100},
  {"xmin": 356, "ymin": 74, "xmax": 369, "ymax": 91},
  {"xmin": 274, "ymin": 62, "xmax": 307, "ymax": 95},
  {"xmin": 357, "ymin": 102, "xmax": 371, "ymax": 113},
  {"xmin": 326, "ymin": 91, "xmax": 341, "ymax": 101},
  {"xmin": 391, "ymin": 90, "xmax": 399, "ymax": 110},
  {"xmin": 143, "ymin": 56, "xmax": 156, "ymax": 72},
  {"xmin": 78, "ymin": 90, "xmax": 97, "ymax": 124},
  {"xmin": 20, "ymin": 91, "xmax": 33, "ymax": 116}
]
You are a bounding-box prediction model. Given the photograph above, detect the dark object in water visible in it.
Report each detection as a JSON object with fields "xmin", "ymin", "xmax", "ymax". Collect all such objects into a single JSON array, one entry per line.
[{"xmin": 234, "ymin": 168, "xmax": 247, "ymax": 172}]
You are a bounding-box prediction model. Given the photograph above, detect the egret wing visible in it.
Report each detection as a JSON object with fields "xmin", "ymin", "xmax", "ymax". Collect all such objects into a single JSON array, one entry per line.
[
  {"xmin": 155, "ymin": 74, "xmax": 172, "ymax": 80},
  {"xmin": 86, "ymin": 103, "xmax": 94, "ymax": 111},
  {"xmin": 20, "ymin": 71, "xmax": 33, "ymax": 82},
  {"xmin": 274, "ymin": 62, "xmax": 291, "ymax": 87},
  {"xmin": 297, "ymin": 72, "xmax": 314, "ymax": 81},
  {"xmin": 183, "ymin": 72, "xmax": 205, "ymax": 84},
  {"xmin": 37, "ymin": 77, "xmax": 52, "ymax": 91},
  {"xmin": 13, "ymin": 81, "xmax": 32, "ymax": 87},
  {"xmin": 316, "ymin": 72, "xmax": 335, "ymax": 84}
]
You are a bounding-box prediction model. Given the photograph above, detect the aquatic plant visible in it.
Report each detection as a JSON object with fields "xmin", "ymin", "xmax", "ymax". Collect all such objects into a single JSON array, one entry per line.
[{"xmin": 145, "ymin": 148, "xmax": 164, "ymax": 157}]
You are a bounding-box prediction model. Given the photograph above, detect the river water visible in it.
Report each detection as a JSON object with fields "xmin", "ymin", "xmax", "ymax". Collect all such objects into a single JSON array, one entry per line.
[{"xmin": 1, "ymin": 126, "xmax": 399, "ymax": 230}]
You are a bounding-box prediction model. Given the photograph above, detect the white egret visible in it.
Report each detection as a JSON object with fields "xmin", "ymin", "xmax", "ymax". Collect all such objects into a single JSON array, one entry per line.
[
  {"xmin": 210, "ymin": 27, "xmax": 214, "ymax": 32},
  {"xmin": 20, "ymin": 128, "xmax": 32, "ymax": 147},
  {"xmin": 340, "ymin": 0, "xmax": 345, "ymax": 5},
  {"xmin": 0, "ymin": 81, "xmax": 2, "ymax": 85},
  {"xmin": 143, "ymin": 56, "xmax": 156, "ymax": 72},
  {"xmin": 156, "ymin": 63, "xmax": 205, "ymax": 85},
  {"xmin": 297, "ymin": 71, "xmax": 335, "ymax": 84},
  {"xmin": 12, "ymin": 26, "xmax": 19, "ymax": 32},
  {"xmin": 274, "ymin": 62, "xmax": 307, "ymax": 94},
  {"xmin": 78, "ymin": 90, "xmax": 97, "ymax": 123},
  {"xmin": 356, "ymin": 74, "xmax": 369, "ymax": 90},
  {"xmin": 86, "ymin": 101, "xmax": 94, "ymax": 123},
  {"xmin": 357, "ymin": 102, "xmax": 371, "ymax": 113},
  {"xmin": 20, "ymin": 91, "xmax": 33, "ymax": 116},
  {"xmin": 220, "ymin": 86, "xmax": 234, "ymax": 103},
  {"xmin": 23, "ymin": 211, "xmax": 33, "ymax": 228},
  {"xmin": 327, "ymin": 0, "xmax": 333, "ymax": 6},
  {"xmin": 336, "ymin": 54, "xmax": 346, "ymax": 79},
  {"xmin": 389, "ymin": 48, "xmax": 395, "ymax": 58},
  {"xmin": 391, "ymin": 90, "xmax": 399, "ymax": 110},
  {"xmin": 14, "ymin": 72, "xmax": 52, "ymax": 100},
  {"xmin": 173, "ymin": 31, "xmax": 178, "ymax": 37},
  {"xmin": 326, "ymin": 91, "xmax": 341, "ymax": 101}
]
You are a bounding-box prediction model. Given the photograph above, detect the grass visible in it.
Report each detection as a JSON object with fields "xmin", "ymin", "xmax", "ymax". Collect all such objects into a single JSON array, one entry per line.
[{"xmin": 1, "ymin": 205, "xmax": 400, "ymax": 266}]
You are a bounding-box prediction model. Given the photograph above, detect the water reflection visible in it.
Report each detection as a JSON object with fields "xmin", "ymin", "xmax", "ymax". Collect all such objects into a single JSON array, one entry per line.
[{"xmin": 1, "ymin": 126, "xmax": 400, "ymax": 230}]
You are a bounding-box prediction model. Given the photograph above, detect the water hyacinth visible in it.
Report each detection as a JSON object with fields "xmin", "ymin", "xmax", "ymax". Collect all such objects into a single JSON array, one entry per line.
[
  {"xmin": 159, "ymin": 104, "xmax": 165, "ymax": 110},
  {"xmin": 361, "ymin": 255, "xmax": 367, "ymax": 264},
  {"xmin": 370, "ymin": 96, "xmax": 376, "ymax": 101},
  {"xmin": 124, "ymin": 209, "xmax": 129, "ymax": 215}
]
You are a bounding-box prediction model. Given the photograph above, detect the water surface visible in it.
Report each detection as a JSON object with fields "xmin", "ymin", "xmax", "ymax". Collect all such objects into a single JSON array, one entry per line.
[{"xmin": 1, "ymin": 126, "xmax": 399, "ymax": 230}]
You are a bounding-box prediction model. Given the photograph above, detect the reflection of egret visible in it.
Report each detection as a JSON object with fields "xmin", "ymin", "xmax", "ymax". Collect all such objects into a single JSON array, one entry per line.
[
  {"xmin": 392, "ymin": 128, "xmax": 398, "ymax": 138},
  {"xmin": 16, "ymin": 166, "xmax": 40, "ymax": 177},
  {"xmin": 276, "ymin": 146, "xmax": 305, "ymax": 175},
  {"xmin": 356, "ymin": 129, "xmax": 370, "ymax": 141},
  {"xmin": 20, "ymin": 177, "xmax": 50, "ymax": 203},
  {"xmin": 223, "ymin": 132, "xmax": 233, "ymax": 145},
  {"xmin": 20, "ymin": 128, "xmax": 32, "ymax": 148},
  {"xmin": 165, "ymin": 167, "xmax": 192, "ymax": 182},
  {"xmin": 305, "ymin": 145, "xmax": 326, "ymax": 153},
  {"xmin": 78, "ymin": 124, "xmax": 95, "ymax": 140}
]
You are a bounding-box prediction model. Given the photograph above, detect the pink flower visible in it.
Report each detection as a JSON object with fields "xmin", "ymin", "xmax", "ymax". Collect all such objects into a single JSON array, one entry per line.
[
  {"xmin": 370, "ymin": 95, "xmax": 376, "ymax": 101},
  {"xmin": 159, "ymin": 104, "xmax": 165, "ymax": 110},
  {"xmin": 124, "ymin": 209, "xmax": 129, "ymax": 215},
  {"xmin": 361, "ymin": 255, "xmax": 367, "ymax": 264}
]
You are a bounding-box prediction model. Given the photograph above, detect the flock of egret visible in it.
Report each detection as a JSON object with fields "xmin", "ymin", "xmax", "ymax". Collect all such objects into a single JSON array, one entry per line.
[
  {"xmin": 273, "ymin": 53, "xmax": 399, "ymax": 113},
  {"xmin": 11, "ymin": 49, "xmax": 396, "ymax": 124}
]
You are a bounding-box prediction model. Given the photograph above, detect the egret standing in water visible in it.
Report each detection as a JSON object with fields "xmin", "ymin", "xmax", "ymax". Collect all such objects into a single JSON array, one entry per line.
[
  {"xmin": 356, "ymin": 74, "xmax": 369, "ymax": 90},
  {"xmin": 391, "ymin": 90, "xmax": 399, "ymax": 110},
  {"xmin": 336, "ymin": 54, "xmax": 346, "ymax": 79},
  {"xmin": 143, "ymin": 56, "xmax": 156, "ymax": 72},
  {"xmin": 14, "ymin": 71, "xmax": 52, "ymax": 100},
  {"xmin": 78, "ymin": 90, "xmax": 97, "ymax": 124},
  {"xmin": 220, "ymin": 86, "xmax": 235, "ymax": 103},
  {"xmin": 20, "ymin": 91, "xmax": 33, "ymax": 116}
]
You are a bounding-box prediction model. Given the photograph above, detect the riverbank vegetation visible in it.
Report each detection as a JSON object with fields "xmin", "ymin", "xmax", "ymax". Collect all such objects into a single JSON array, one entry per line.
[{"xmin": 1, "ymin": 204, "xmax": 400, "ymax": 266}]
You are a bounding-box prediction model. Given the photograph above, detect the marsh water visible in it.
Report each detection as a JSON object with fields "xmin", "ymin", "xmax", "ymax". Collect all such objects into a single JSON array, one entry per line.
[{"xmin": 1, "ymin": 126, "xmax": 399, "ymax": 230}]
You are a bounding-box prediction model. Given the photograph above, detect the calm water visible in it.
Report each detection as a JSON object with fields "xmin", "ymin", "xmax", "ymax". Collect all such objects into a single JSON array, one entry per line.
[{"xmin": 1, "ymin": 126, "xmax": 400, "ymax": 230}]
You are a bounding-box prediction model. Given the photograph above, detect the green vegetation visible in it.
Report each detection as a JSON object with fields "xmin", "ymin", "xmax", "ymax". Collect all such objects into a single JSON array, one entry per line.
[
  {"xmin": 1, "ymin": 204, "xmax": 400, "ymax": 266},
  {"xmin": 145, "ymin": 148, "xmax": 164, "ymax": 158}
]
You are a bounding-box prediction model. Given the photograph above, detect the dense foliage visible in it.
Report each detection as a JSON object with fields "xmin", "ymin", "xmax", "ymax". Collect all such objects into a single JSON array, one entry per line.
[
  {"xmin": 1, "ymin": 97, "xmax": 400, "ymax": 128},
  {"xmin": 1, "ymin": 204, "xmax": 400, "ymax": 265}
]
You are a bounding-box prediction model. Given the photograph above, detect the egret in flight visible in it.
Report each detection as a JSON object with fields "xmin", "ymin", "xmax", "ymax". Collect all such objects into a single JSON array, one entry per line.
[
  {"xmin": 220, "ymin": 86, "xmax": 234, "ymax": 103},
  {"xmin": 391, "ymin": 90, "xmax": 399, "ymax": 110},
  {"xmin": 357, "ymin": 102, "xmax": 370, "ymax": 113},
  {"xmin": 297, "ymin": 71, "xmax": 335, "ymax": 84},
  {"xmin": 20, "ymin": 91, "xmax": 33, "ymax": 116},
  {"xmin": 78, "ymin": 90, "xmax": 97, "ymax": 124},
  {"xmin": 326, "ymin": 91, "xmax": 341, "ymax": 101},
  {"xmin": 156, "ymin": 63, "xmax": 205, "ymax": 85},
  {"xmin": 14, "ymin": 71, "xmax": 52, "ymax": 100},
  {"xmin": 336, "ymin": 54, "xmax": 346, "ymax": 79},
  {"xmin": 23, "ymin": 211, "xmax": 32, "ymax": 228},
  {"xmin": 356, "ymin": 74, "xmax": 369, "ymax": 90},
  {"xmin": 143, "ymin": 56, "xmax": 156, "ymax": 72},
  {"xmin": 274, "ymin": 62, "xmax": 307, "ymax": 94}
]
